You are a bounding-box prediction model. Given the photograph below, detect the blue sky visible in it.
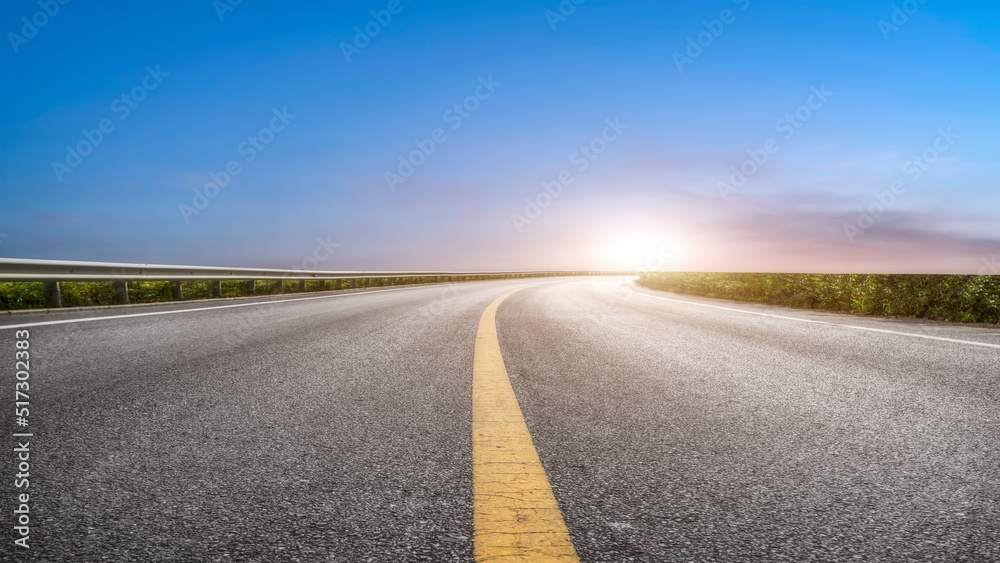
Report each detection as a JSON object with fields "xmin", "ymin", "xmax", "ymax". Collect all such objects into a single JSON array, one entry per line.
[{"xmin": 2, "ymin": 0, "xmax": 998, "ymax": 273}]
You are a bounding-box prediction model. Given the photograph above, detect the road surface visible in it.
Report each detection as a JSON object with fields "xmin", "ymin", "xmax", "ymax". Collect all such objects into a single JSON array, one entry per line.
[{"xmin": 1, "ymin": 277, "xmax": 998, "ymax": 561}]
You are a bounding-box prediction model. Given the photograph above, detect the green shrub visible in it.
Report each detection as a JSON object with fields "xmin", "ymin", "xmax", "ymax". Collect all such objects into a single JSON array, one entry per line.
[
  {"xmin": 638, "ymin": 272, "xmax": 1000, "ymax": 324},
  {"xmin": 0, "ymin": 282, "xmax": 45, "ymax": 309},
  {"xmin": 0, "ymin": 273, "xmax": 594, "ymax": 311}
]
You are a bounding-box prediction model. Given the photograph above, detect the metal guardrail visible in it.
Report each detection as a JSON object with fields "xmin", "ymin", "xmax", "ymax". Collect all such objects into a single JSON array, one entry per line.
[{"xmin": 0, "ymin": 258, "xmax": 626, "ymax": 308}]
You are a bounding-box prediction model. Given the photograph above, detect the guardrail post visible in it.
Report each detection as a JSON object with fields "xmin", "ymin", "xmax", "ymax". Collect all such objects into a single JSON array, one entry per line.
[
  {"xmin": 298, "ymin": 280, "xmax": 306, "ymax": 292},
  {"xmin": 171, "ymin": 281, "xmax": 184, "ymax": 301},
  {"xmin": 43, "ymin": 281, "xmax": 61, "ymax": 308},
  {"xmin": 350, "ymin": 279, "xmax": 357, "ymax": 289},
  {"xmin": 212, "ymin": 280, "xmax": 223, "ymax": 298},
  {"xmin": 274, "ymin": 280, "xmax": 284, "ymax": 294},
  {"xmin": 246, "ymin": 280, "xmax": 256, "ymax": 295},
  {"xmin": 317, "ymin": 280, "xmax": 326, "ymax": 291},
  {"xmin": 114, "ymin": 280, "xmax": 129, "ymax": 304}
]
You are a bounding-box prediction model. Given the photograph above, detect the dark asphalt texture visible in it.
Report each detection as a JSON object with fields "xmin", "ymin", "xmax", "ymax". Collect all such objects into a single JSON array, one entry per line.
[
  {"xmin": 499, "ymin": 279, "xmax": 1000, "ymax": 562},
  {"xmin": 1, "ymin": 277, "xmax": 998, "ymax": 562}
]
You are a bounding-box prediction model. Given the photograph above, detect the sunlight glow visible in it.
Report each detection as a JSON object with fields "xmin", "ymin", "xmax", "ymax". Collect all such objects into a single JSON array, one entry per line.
[{"xmin": 600, "ymin": 233, "xmax": 678, "ymax": 271}]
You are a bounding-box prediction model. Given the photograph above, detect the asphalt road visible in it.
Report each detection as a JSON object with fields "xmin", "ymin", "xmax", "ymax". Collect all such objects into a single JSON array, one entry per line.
[{"xmin": 1, "ymin": 277, "xmax": 998, "ymax": 562}]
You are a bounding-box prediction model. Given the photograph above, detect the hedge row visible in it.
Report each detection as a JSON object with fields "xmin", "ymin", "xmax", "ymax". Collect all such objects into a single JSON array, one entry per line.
[
  {"xmin": 0, "ymin": 275, "xmax": 554, "ymax": 311},
  {"xmin": 637, "ymin": 272, "xmax": 1000, "ymax": 324}
]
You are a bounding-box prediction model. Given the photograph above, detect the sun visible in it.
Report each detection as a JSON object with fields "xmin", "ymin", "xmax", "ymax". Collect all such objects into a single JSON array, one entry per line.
[{"xmin": 600, "ymin": 233, "xmax": 677, "ymax": 271}]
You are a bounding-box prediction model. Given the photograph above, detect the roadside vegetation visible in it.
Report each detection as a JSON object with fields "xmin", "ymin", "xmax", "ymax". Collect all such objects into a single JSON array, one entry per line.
[
  {"xmin": 637, "ymin": 272, "xmax": 1000, "ymax": 324},
  {"xmin": 0, "ymin": 274, "xmax": 578, "ymax": 311}
]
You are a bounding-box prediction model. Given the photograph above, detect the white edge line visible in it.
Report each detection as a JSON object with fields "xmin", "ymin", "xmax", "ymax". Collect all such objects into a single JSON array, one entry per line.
[
  {"xmin": 621, "ymin": 284, "xmax": 1000, "ymax": 350},
  {"xmin": 0, "ymin": 287, "xmax": 413, "ymax": 331}
]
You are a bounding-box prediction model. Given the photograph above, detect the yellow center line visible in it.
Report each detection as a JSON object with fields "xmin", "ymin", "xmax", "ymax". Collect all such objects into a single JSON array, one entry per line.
[{"xmin": 472, "ymin": 290, "xmax": 580, "ymax": 562}]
